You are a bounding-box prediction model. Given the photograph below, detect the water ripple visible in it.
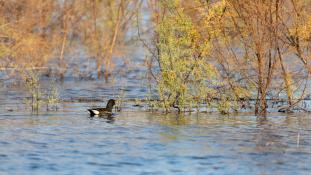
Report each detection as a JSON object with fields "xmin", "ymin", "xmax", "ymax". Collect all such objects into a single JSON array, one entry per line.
[{"xmin": 0, "ymin": 111, "xmax": 310, "ymax": 175}]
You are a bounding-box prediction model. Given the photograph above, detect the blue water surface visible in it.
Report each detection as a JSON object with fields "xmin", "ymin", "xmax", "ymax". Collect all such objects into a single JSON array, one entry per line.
[{"xmin": 0, "ymin": 106, "xmax": 310, "ymax": 175}]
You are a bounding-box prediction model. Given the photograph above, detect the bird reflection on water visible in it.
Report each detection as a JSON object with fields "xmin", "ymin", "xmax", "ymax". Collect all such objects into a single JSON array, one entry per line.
[{"xmin": 88, "ymin": 113, "xmax": 116, "ymax": 124}]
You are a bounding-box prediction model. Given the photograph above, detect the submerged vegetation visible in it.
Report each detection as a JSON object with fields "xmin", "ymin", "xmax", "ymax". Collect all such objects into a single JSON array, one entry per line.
[{"xmin": 1, "ymin": 0, "xmax": 311, "ymax": 115}]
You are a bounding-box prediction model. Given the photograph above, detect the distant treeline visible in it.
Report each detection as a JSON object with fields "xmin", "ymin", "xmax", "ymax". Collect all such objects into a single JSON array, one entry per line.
[
  {"xmin": 0, "ymin": 0, "xmax": 141, "ymax": 80},
  {"xmin": 1, "ymin": 0, "xmax": 311, "ymax": 115}
]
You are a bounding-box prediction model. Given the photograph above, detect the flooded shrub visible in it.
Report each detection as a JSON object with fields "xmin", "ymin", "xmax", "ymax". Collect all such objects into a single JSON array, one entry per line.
[
  {"xmin": 144, "ymin": 0, "xmax": 257, "ymax": 114},
  {"xmin": 154, "ymin": 1, "xmax": 217, "ymax": 112}
]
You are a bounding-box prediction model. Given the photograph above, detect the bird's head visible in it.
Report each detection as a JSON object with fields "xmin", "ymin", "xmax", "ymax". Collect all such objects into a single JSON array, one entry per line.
[{"xmin": 106, "ymin": 99, "xmax": 116, "ymax": 109}]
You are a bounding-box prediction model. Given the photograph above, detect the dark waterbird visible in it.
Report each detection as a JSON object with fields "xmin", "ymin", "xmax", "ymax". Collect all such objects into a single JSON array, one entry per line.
[{"xmin": 87, "ymin": 99, "xmax": 116, "ymax": 116}]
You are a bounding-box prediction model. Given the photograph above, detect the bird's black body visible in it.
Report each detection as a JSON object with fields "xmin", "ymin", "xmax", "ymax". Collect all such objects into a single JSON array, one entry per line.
[{"xmin": 87, "ymin": 99, "xmax": 116, "ymax": 116}]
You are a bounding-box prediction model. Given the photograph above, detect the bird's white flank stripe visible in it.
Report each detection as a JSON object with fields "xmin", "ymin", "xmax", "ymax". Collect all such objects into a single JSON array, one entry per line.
[{"xmin": 91, "ymin": 110, "xmax": 99, "ymax": 115}]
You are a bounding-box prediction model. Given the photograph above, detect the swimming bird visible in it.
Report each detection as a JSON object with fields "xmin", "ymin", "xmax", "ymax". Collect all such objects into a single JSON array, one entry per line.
[{"xmin": 87, "ymin": 99, "xmax": 116, "ymax": 116}]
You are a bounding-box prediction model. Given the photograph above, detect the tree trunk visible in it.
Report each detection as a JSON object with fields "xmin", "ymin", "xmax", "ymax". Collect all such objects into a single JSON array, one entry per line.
[{"xmin": 103, "ymin": 0, "xmax": 123, "ymax": 82}]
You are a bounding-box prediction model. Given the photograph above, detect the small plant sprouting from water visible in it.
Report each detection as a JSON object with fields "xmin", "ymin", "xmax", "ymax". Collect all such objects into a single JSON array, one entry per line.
[
  {"xmin": 22, "ymin": 70, "xmax": 60, "ymax": 112},
  {"xmin": 46, "ymin": 84, "xmax": 59, "ymax": 111},
  {"xmin": 115, "ymin": 88, "xmax": 125, "ymax": 112},
  {"xmin": 146, "ymin": 83, "xmax": 158, "ymax": 112},
  {"xmin": 22, "ymin": 70, "xmax": 42, "ymax": 112}
]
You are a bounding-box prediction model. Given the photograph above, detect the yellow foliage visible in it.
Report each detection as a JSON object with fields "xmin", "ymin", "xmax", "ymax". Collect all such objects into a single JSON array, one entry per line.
[
  {"xmin": 155, "ymin": 0, "xmax": 218, "ymax": 112},
  {"xmin": 293, "ymin": 16, "xmax": 311, "ymax": 40}
]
